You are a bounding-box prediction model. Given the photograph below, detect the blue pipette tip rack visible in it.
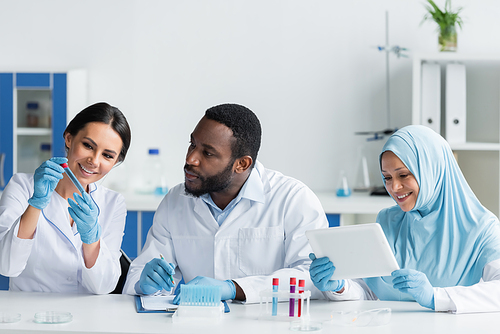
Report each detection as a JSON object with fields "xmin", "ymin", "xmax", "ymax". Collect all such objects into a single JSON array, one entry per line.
[
  {"xmin": 179, "ymin": 285, "xmax": 221, "ymax": 307},
  {"xmin": 172, "ymin": 285, "xmax": 225, "ymax": 323}
]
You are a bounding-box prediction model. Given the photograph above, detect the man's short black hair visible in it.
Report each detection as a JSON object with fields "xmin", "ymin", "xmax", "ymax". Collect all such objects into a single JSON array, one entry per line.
[{"xmin": 205, "ymin": 104, "xmax": 261, "ymax": 167}]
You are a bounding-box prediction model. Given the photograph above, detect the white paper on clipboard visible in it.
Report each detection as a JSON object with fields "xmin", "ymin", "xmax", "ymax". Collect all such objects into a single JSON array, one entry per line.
[{"xmin": 305, "ymin": 223, "xmax": 400, "ymax": 280}]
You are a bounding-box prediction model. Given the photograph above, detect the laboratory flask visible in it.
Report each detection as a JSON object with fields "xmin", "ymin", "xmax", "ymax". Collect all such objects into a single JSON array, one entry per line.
[{"xmin": 336, "ymin": 170, "xmax": 351, "ymax": 197}]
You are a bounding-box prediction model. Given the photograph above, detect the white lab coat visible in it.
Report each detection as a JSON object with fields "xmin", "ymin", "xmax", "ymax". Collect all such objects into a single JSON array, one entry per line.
[
  {"xmin": 0, "ymin": 173, "xmax": 126, "ymax": 294},
  {"xmin": 323, "ymin": 259, "xmax": 500, "ymax": 314},
  {"xmin": 123, "ymin": 161, "xmax": 328, "ymax": 303}
]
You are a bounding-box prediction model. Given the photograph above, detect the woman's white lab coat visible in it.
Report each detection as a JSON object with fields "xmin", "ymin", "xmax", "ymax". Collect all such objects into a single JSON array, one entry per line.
[
  {"xmin": 323, "ymin": 259, "xmax": 500, "ymax": 314},
  {"xmin": 0, "ymin": 173, "xmax": 126, "ymax": 294},
  {"xmin": 123, "ymin": 161, "xmax": 328, "ymax": 303}
]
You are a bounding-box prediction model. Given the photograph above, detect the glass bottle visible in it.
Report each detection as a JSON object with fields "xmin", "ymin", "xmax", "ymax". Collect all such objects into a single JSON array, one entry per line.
[
  {"xmin": 26, "ymin": 102, "xmax": 39, "ymax": 127},
  {"xmin": 39, "ymin": 143, "xmax": 51, "ymax": 163},
  {"xmin": 144, "ymin": 149, "xmax": 168, "ymax": 195}
]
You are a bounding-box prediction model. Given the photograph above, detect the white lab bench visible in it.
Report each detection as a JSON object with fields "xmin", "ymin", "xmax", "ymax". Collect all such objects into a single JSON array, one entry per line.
[
  {"xmin": 122, "ymin": 190, "xmax": 395, "ymax": 226},
  {"xmin": 1, "ymin": 290, "xmax": 499, "ymax": 334}
]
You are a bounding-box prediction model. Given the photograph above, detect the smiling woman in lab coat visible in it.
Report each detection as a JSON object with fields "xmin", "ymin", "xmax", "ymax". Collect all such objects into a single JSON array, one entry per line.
[
  {"xmin": 309, "ymin": 125, "xmax": 500, "ymax": 314},
  {"xmin": 0, "ymin": 102, "xmax": 131, "ymax": 294}
]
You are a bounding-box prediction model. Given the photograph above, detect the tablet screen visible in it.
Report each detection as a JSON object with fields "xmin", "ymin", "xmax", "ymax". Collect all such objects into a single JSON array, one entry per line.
[{"xmin": 306, "ymin": 223, "xmax": 399, "ymax": 279}]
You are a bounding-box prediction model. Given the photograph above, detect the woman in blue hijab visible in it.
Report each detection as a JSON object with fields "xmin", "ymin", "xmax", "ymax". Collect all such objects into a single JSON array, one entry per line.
[{"xmin": 309, "ymin": 125, "xmax": 500, "ymax": 313}]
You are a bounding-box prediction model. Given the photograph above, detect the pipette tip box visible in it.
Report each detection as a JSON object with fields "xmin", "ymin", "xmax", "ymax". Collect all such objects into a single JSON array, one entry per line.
[{"xmin": 171, "ymin": 284, "xmax": 225, "ymax": 324}]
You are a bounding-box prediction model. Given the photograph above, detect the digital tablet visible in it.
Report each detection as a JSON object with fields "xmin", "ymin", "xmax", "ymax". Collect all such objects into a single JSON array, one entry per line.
[{"xmin": 305, "ymin": 223, "xmax": 399, "ymax": 280}]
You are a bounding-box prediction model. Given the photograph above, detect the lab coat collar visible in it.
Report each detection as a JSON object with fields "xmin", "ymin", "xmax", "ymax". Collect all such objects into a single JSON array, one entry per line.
[
  {"xmin": 42, "ymin": 193, "xmax": 79, "ymax": 252},
  {"xmin": 242, "ymin": 161, "xmax": 265, "ymax": 204}
]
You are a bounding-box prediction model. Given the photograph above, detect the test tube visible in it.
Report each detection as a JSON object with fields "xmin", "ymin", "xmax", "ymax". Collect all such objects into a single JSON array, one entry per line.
[
  {"xmin": 289, "ymin": 277, "xmax": 296, "ymax": 317},
  {"xmin": 272, "ymin": 278, "xmax": 279, "ymax": 316},
  {"xmin": 297, "ymin": 279, "xmax": 305, "ymax": 317},
  {"xmin": 60, "ymin": 163, "xmax": 86, "ymax": 195}
]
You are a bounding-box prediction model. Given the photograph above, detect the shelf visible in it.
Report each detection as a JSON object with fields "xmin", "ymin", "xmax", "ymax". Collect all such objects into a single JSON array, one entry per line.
[
  {"xmin": 414, "ymin": 53, "xmax": 500, "ymax": 62},
  {"xmin": 450, "ymin": 142, "xmax": 500, "ymax": 151},
  {"xmin": 412, "ymin": 54, "xmax": 500, "ymax": 217},
  {"xmin": 16, "ymin": 127, "xmax": 52, "ymax": 136}
]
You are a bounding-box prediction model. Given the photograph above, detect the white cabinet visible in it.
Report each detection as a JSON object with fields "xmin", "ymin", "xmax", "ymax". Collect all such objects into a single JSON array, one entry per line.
[{"xmin": 412, "ymin": 53, "xmax": 500, "ymax": 216}]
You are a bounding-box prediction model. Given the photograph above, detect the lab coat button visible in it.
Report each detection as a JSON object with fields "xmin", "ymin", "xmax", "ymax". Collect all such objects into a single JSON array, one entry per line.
[{"xmin": 67, "ymin": 277, "xmax": 72, "ymax": 282}]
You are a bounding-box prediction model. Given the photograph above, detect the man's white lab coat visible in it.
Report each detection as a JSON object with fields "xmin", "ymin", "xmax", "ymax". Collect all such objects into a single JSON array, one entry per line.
[{"xmin": 123, "ymin": 161, "xmax": 328, "ymax": 303}]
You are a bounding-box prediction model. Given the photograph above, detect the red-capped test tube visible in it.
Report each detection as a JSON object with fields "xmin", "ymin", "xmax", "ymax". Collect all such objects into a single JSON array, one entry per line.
[
  {"xmin": 289, "ymin": 277, "xmax": 296, "ymax": 317},
  {"xmin": 60, "ymin": 163, "xmax": 86, "ymax": 195},
  {"xmin": 272, "ymin": 278, "xmax": 279, "ymax": 316},
  {"xmin": 298, "ymin": 279, "xmax": 305, "ymax": 317}
]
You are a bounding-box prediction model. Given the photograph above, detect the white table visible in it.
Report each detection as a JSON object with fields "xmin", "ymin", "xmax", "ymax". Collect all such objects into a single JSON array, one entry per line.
[
  {"xmin": 121, "ymin": 191, "xmax": 395, "ymax": 226},
  {"xmin": 1, "ymin": 291, "xmax": 499, "ymax": 334},
  {"xmin": 315, "ymin": 191, "xmax": 394, "ymax": 225}
]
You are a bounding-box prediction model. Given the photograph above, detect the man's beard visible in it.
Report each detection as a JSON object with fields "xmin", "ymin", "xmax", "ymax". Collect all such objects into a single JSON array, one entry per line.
[{"xmin": 184, "ymin": 159, "xmax": 235, "ymax": 197}]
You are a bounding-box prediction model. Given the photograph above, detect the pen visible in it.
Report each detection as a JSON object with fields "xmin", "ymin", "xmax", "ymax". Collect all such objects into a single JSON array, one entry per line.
[
  {"xmin": 289, "ymin": 277, "xmax": 296, "ymax": 317},
  {"xmin": 159, "ymin": 254, "xmax": 175, "ymax": 285},
  {"xmin": 272, "ymin": 278, "xmax": 279, "ymax": 316},
  {"xmin": 60, "ymin": 163, "xmax": 86, "ymax": 195}
]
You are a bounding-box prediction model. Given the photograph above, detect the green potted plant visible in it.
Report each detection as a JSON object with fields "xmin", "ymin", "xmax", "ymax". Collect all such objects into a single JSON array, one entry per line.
[{"xmin": 422, "ymin": 0, "xmax": 463, "ymax": 52}]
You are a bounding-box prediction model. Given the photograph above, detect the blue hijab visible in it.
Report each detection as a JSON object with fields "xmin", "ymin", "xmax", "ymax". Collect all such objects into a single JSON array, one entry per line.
[{"xmin": 364, "ymin": 125, "xmax": 500, "ymax": 301}]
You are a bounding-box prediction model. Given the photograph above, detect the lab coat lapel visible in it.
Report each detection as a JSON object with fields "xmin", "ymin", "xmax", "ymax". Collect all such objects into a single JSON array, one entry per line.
[
  {"xmin": 192, "ymin": 196, "xmax": 219, "ymax": 230},
  {"xmin": 220, "ymin": 199, "xmax": 252, "ymax": 228},
  {"xmin": 220, "ymin": 164, "xmax": 267, "ymax": 228},
  {"xmin": 42, "ymin": 193, "xmax": 79, "ymax": 250}
]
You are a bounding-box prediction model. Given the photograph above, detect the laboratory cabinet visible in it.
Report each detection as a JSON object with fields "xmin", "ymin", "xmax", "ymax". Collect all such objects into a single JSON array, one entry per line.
[
  {"xmin": 0, "ymin": 70, "xmax": 87, "ymax": 190},
  {"xmin": 412, "ymin": 53, "xmax": 500, "ymax": 216},
  {"xmin": 122, "ymin": 211, "xmax": 155, "ymax": 259}
]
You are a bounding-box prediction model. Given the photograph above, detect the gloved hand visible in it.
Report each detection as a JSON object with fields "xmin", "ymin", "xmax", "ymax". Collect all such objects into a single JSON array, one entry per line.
[
  {"xmin": 28, "ymin": 157, "xmax": 67, "ymax": 210},
  {"xmin": 309, "ymin": 253, "xmax": 345, "ymax": 292},
  {"xmin": 391, "ymin": 269, "xmax": 435, "ymax": 310},
  {"xmin": 68, "ymin": 191, "xmax": 100, "ymax": 244},
  {"xmin": 139, "ymin": 258, "xmax": 176, "ymax": 295},
  {"xmin": 173, "ymin": 276, "xmax": 236, "ymax": 305}
]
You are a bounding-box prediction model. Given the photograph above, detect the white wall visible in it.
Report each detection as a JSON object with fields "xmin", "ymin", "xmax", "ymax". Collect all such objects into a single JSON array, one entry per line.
[{"xmin": 0, "ymin": 0, "xmax": 497, "ymax": 193}]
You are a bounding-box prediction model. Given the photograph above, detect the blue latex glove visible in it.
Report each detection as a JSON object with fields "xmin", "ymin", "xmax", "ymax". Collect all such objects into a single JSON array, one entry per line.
[
  {"xmin": 68, "ymin": 191, "xmax": 100, "ymax": 244},
  {"xmin": 173, "ymin": 276, "xmax": 236, "ymax": 305},
  {"xmin": 28, "ymin": 157, "xmax": 67, "ymax": 210},
  {"xmin": 139, "ymin": 258, "xmax": 176, "ymax": 295},
  {"xmin": 309, "ymin": 253, "xmax": 345, "ymax": 292},
  {"xmin": 392, "ymin": 269, "xmax": 435, "ymax": 310}
]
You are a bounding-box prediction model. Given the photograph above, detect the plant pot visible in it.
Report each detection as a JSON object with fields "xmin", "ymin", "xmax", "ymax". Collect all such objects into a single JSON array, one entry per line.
[{"xmin": 438, "ymin": 25, "xmax": 457, "ymax": 52}]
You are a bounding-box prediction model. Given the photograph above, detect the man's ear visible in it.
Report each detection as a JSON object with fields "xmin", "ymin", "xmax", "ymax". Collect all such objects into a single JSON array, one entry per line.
[{"xmin": 234, "ymin": 156, "xmax": 253, "ymax": 174}]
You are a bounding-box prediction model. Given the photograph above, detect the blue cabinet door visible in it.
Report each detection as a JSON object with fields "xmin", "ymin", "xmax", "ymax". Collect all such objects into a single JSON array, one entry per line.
[
  {"xmin": 326, "ymin": 214, "xmax": 340, "ymax": 227},
  {"xmin": 0, "ymin": 275, "xmax": 8, "ymax": 290},
  {"xmin": 122, "ymin": 211, "xmax": 155, "ymax": 260}
]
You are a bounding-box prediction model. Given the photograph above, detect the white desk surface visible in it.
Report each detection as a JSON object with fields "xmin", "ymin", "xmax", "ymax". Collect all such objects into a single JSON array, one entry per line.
[
  {"xmin": 121, "ymin": 191, "xmax": 395, "ymax": 214},
  {"xmin": 1, "ymin": 291, "xmax": 499, "ymax": 334}
]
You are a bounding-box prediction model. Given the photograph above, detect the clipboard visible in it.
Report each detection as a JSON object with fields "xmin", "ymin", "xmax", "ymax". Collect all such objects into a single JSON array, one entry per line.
[
  {"xmin": 305, "ymin": 223, "xmax": 400, "ymax": 280},
  {"xmin": 134, "ymin": 295, "xmax": 231, "ymax": 313},
  {"xmin": 134, "ymin": 295, "xmax": 177, "ymax": 313}
]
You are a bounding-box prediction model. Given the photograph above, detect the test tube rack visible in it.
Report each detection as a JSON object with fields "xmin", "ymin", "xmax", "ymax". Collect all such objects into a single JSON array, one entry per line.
[{"xmin": 258, "ymin": 289, "xmax": 311, "ymax": 321}]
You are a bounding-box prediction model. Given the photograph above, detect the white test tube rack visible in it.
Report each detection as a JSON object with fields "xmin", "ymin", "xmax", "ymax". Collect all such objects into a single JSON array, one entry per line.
[{"xmin": 259, "ymin": 289, "xmax": 311, "ymax": 321}]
